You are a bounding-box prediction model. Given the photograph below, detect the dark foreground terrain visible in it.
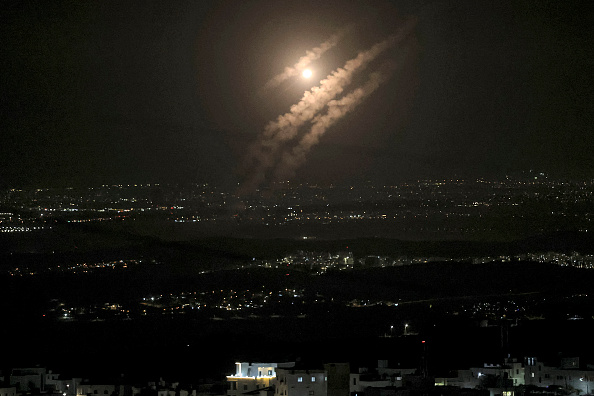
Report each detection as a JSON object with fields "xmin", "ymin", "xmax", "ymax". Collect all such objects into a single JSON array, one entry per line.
[
  {"xmin": 1, "ymin": 228, "xmax": 593, "ymax": 382},
  {"xmin": 2, "ymin": 304, "xmax": 593, "ymax": 383}
]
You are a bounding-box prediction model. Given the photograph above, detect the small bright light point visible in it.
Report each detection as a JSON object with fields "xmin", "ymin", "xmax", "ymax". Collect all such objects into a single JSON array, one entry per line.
[{"xmin": 302, "ymin": 69, "xmax": 312, "ymax": 78}]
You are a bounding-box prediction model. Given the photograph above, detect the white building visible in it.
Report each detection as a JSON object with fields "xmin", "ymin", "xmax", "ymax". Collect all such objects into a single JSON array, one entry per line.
[
  {"xmin": 228, "ymin": 363, "xmax": 295, "ymax": 396},
  {"xmin": 226, "ymin": 362, "xmax": 328, "ymax": 396},
  {"xmin": 524, "ymin": 357, "xmax": 594, "ymax": 395},
  {"xmin": 435, "ymin": 357, "xmax": 594, "ymax": 396}
]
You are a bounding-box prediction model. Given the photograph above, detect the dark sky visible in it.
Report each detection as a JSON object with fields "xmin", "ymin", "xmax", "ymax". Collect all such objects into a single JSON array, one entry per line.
[{"xmin": 1, "ymin": 0, "xmax": 593, "ymax": 189}]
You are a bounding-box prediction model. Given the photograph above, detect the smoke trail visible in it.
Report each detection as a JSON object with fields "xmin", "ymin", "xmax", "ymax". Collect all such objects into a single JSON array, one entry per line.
[
  {"xmin": 262, "ymin": 33, "xmax": 401, "ymax": 141},
  {"xmin": 245, "ymin": 36, "xmax": 396, "ymax": 174},
  {"xmin": 262, "ymin": 30, "xmax": 346, "ymax": 91},
  {"xmin": 273, "ymin": 62, "xmax": 398, "ymax": 181},
  {"xmin": 238, "ymin": 20, "xmax": 415, "ymax": 194}
]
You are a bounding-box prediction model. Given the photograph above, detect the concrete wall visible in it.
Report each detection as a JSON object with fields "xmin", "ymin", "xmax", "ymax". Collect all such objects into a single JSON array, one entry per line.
[
  {"xmin": 275, "ymin": 369, "xmax": 327, "ymax": 396},
  {"xmin": 0, "ymin": 387, "xmax": 17, "ymax": 396}
]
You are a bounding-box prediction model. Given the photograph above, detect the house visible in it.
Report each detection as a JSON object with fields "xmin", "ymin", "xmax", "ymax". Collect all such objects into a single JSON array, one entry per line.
[{"xmin": 227, "ymin": 362, "xmax": 295, "ymax": 396}]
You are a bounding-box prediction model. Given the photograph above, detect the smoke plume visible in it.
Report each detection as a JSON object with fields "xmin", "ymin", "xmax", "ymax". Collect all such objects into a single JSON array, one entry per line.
[
  {"xmin": 262, "ymin": 30, "xmax": 346, "ymax": 91},
  {"xmin": 238, "ymin": 20, "xmax": 415, "ymax": 195},
  {"xmin": 274, "ymin": 62, "xmax": 398, "ymax": 181}
]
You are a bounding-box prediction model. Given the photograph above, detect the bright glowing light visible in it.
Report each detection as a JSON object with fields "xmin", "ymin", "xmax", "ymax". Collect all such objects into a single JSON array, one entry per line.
[{"xmin": 302, "ymin": 69, "xmax": 312, "ymax": 78}]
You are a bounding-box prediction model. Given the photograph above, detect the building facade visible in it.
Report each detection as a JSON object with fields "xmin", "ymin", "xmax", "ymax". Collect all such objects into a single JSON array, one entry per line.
[
  {"xmin": 435, "ymin": 357, "xmax": 594, "ymax": 396},
  {"xmin": 0, "ymin": 387, "xmax": 17, "ymax": 396},
  {"xmin": 228, "ymin": 363, "xmax": 295, "ymax": 396},
  {"xmin": 274, "ymin": 368, "xmax": 327, "ymax": 396}
]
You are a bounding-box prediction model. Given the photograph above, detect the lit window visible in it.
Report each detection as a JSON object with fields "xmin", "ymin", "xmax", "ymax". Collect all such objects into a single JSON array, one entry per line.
[
  {"xmin": 298, "ymin": 377, "xmax": 303, "ymax": 383},
  {"xmin": 312, "ymin": 377, "xmax": 316, "ymax": 382}
]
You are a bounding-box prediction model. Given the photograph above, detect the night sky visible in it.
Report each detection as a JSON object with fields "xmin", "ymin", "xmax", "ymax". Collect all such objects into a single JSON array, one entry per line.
[{"xmin": 1, "ymin": 0, "xmax": 593, "ymax": 190}]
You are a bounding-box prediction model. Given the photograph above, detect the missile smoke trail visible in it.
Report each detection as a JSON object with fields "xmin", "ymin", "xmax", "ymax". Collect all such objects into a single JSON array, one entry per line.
[
  {"xmin": 274, "ymin": 62, "xmax": 398, "ymax": 181},
  {"xmin": 262, "ymin": 32, "xmax": 402, "ymax": 141},
  {"xmin": 242, "ymin": 36, "xmax": 397, "ymax": 189},
  {"xmin": 238, "ymin": 20, "xmax": 415, "ymax": 194},
  {"xmin": 262, "ymin": 30, "xmax": 347, "ymax": 92}
]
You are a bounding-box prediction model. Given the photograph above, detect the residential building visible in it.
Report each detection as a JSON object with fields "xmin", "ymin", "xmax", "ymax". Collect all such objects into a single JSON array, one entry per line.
[
  {"xmin": 524, "ymin": 357, "xmax": 593, "ymax": 395},
  {"xmin": 10, "ymin": 367, "xmax": 47, "ymax": 392},
  {"xmin": 274, "ymin": 367, "xmax": 327, "ymax": 396},
  {"xmin": 0, "ymin": 387, "xmax": 17, "ymax": 396},
  {"xmin": 435, "ymin": 357, "xmax": 594, "ymax": 396},
  {"xmin": 324, "ymin": 363, "xmax": 350, "ymax": 396},
  {"xmin": 228, "ymin": 363, "xmax": 295, "ymax": 396},
  {"xmin": 77, "ymin": 383, "xmax": 117, "ymax": 396},
  {"xmin": 350, "ymin": 360, "xmax": 417, "ymax": 395}
]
